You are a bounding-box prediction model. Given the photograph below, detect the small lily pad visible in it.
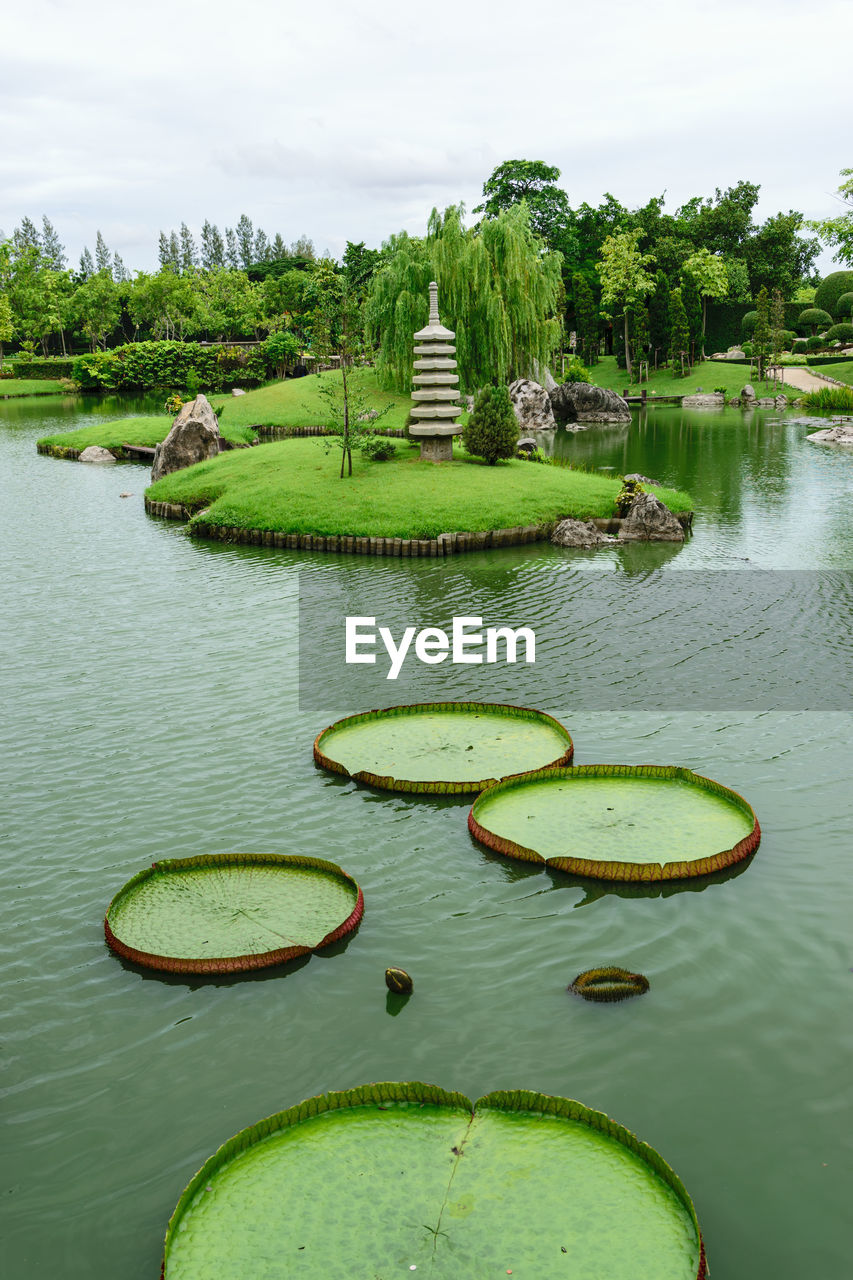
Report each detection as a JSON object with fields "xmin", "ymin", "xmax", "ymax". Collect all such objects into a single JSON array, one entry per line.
[
  {"xmin": 104, "ymin": 853, "xmax": 363, "ymax": 974},
  {"xmin": 314, "ymin": 702, "xmax": 573, "ymax": 794}
]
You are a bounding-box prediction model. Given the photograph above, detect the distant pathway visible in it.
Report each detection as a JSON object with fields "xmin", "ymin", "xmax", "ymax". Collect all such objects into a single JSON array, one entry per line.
[{"xmin": 766, "ymin": 366, "xmax": 836, "ymax": 393}]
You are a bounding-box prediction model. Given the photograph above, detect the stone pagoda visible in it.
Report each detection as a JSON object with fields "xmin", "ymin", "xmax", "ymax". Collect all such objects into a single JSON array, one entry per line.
[{"xmin": 409, "ymin": 281, "xmax": 463, "ymax": 461}]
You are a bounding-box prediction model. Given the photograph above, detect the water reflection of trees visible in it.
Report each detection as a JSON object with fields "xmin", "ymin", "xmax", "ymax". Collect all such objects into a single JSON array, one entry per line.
[{"xmin": 549, "ymin": 406, "xmax": 797, "ymax": 524}]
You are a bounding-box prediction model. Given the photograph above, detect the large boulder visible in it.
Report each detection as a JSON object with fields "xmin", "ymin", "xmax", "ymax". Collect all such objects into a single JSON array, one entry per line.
[
  {"xmin": 550, "ymin": 382, "xmax": 631, "ymax": 424},
  {"xmin": 618, "ymin": 492, "xmax": 684, "ymax": 542},
  {"xmin": 508, "ymin": 379, "xmax": 556, "ymax": 432},
  {"xmin": 806, "ymin": 422, "xmax": 853, "ymax": 445},
  {"xmin": 551, "ymin": 518, "xmax": 613, "ymax": 548},
  {"xmin": 79, "ymin": 445, "xmax": 116, "ymax": 464},
  {"xmin": 741, "ymin": 383, "xmax": 756, "ymax": 401},
  {"xmin": 151, "ymin": 394, "xmax": 220, "ymax": 482}
]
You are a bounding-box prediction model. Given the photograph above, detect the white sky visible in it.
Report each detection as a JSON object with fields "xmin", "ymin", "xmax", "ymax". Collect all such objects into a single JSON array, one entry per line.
[{"xmin": 1, "ymin": 0, "xmax": 850, "ymax": 273}]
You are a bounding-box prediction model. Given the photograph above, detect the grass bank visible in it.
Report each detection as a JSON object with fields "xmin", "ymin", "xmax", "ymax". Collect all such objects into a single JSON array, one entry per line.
[
  {"xmin": 213, "ymin": 367, "xmax": 410, "ymax": 432},
  {"xmin": 37, "ymin": 414, "xmax": 257, "ymax": 457},
  {"xmin": 812, "ymin": 360, "xmax": 853, "ymax": 387},
  {"xmin": 588, "ymin": 355, "xmax": 803, "ymax": 401},
  {"xmin": 145, "ymin": 437, "xmax": 692, "ymax": 540},
  {"xmin": 2, "ymin": 378, "xmax": 70, "ymax": 397}
]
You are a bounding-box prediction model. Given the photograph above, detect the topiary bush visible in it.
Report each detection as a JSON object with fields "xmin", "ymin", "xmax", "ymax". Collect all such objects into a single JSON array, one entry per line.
[
  {"xmin": 798, "ymin": 308, "xmax": 833, "ymax": 336},
  {"xmin": 807, "ymin": 335, "xmax": 825, "ymax": 351},
  {"xmin": 462, "ymin": 385, "xmax": 519, "ymax": 465},
  {"xmin": 742, "ymin": 341, "xmax": 754, "ymax": 357},
  {"xmin": 792, "ymin": 339, "xmax": 808, "ymax": 354},
  {"xmin": 741, "ymin": 310, "xmax": 759, "ymax": 338},
  {"xmin": 815, "ymin": 271, "xmax": 853, "ymax": 317},
  {"xmin": 825, "ymin": 323, "xmax": 853, "ymax": 344},
  {"xmin": 833, "ymin": 292, "xmax": 853, "ymax": 320}
]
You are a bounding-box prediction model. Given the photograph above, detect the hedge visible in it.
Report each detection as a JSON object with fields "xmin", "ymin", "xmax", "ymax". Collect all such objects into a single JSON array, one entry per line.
[
  {"xmin": 8, "ymin": 357, "xmax": 76, "ymax": 380},
  {"xmin": 704, "ymin": 301, "xmax": 804, "ymax": 355},
  {"xmin": 71, "ymin": 341, "xmax": 275, "ymax": 391}
]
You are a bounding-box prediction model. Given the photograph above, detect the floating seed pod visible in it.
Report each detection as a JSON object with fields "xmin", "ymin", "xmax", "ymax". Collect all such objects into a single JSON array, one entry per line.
[
  {"xmin": 385, "ymin": 966, "xmax": 413, "ymax": 994},
  {"xmin": 570, "ymin": 967, "xmax": 650, "ymax": 1002}
]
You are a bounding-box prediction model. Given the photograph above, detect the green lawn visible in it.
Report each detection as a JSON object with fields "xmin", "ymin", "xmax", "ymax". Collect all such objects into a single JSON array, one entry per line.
[
  {"xmin": 813, "ymin": 360, "xmax": 853, "ymax": 386},
  {"xmin": 1, "ymin": 378, "xmax": 70, "ymax": 397},
  {"xmin": 214, "ymin": 367, "xmax": 411, "ymax": 431},
  {"xmin": 587, "ymin": 355, "xmax": 803, "ymax": 401},
  {"xmin": 37, "ymin": 415, "xmax": 257, "ymax": 457},
  {"xmin": 145, "ymin": 437, "xmax": 693, "ymax": 540}
]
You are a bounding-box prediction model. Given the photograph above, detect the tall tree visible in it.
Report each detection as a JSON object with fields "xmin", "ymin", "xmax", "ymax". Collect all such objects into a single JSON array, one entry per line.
[
  {"xmin": 179, "ymin": 223, "xmax": 198, "ymax": 273},
  {"xmin": 572, "ymin": 272, "xmax": 599, "ymax": 366},
  {"xmin": 112, "ymin": 252, "xmax": 128, "ymax": 283},
  {"xmin": 648, "ymin": 270, "xmax": 670, "ymax": 368},
  {"xmin": 682, "ymin": 248, "xmax": 728, "ymax": 354},
  {"xmin": 366, "ymin": 204, "xmax": 562, "ymax": 393},
  {"xmin": 807, "ymin": 168, "xmax": 853, "ymax": 265},
  {"xmin": 168, "ymin": 231, "xmax": 181, "ymax": 272},
  {"xmin": 270, "ymin": 232, "xmax": 288, "ymax": 261},
  {"xmin": 95, "ymin": 231, "xmax": 111, "ymax": 274},
  {"xmin": 41, "ymin": 217, "xmax": 66, "ymax": 269},
  {"xmin": 253, "ymin": 228, "xmax": 270, "ymax": 263},
  {"xmin": 669, "ymin": 288, "xmax": 691, "ymax": 375},
  {"xmin": 597, "ymin": 229, "xmax": 655, "ymax": 379},
  {"xmin": 752, "ymin": 287, "xmax": 771, "ymax": 382},
  {"xmin": 680, "ymin": 273, "xmax": 704, "ymax": 363},
  {"xmin": 770, "ymin": 287, "xmax": 786, "ymax": 389},
  {"xmin": 13, "ymin": 217, "xmax": 41, "ymax": 253},
  {"xmin": 236, "ymin": 214, "xmax": 254, "ymax": 268},
  {"xmin": 201, "ymin": 221, "xmax": 225, "ymax": 270},
  {"xmin": 0, "ymin": 292, "xmax": 15, "ymax": 368},
  {"xmin": 475, "ymin": 159, "xmax": 571, "ymax": 248},
  {"xmin": 629, "ymin": 301, "xmax": 650, "ymax": 381},
  {"xmin": 290, "ymin": 234, "xmax": 315, "ymax": 260},
  {"xmin": 79, "ymin": 247, "xmax": 95, "ymax": 279}
]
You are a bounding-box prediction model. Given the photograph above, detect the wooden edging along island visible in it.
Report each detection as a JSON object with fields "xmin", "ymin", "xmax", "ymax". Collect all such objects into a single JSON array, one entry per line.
[{"xmin": 143, "ymin": 499, "xmax": 693, "ymax": 556}]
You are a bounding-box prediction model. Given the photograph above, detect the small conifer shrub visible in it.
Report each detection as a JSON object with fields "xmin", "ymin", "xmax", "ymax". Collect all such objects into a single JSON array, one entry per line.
[{"xmin": 462, "ymin": 384, "xmax": 519, "ymax": 465}]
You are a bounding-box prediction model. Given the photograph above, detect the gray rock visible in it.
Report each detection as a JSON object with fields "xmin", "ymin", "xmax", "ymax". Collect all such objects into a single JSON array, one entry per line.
[
  {"xmin": 508, "ymin": 379, "xmax": 556, "ymax": 432},
  {"xmin": 618, "ymin": 492, "xmax": 685, "ymax": 542},
  {"xmin": 775, "ymin": 396, "xmax": 788, "ymax": 408},
  {"xmin": 231, "ymin": 387, "xmax": 246, "ymax": 396},
  {"xmin": 682, "ymin": 392, "xmax": 724, "ymax": 407},
  {"xmin": 550, "ymin": 382, "xmax": 631, "ymax": 424},
  {"xmin": 151, "ymin": 394, "xmax": 220, "ymax": 482},
  {"xmin": 551, "ymin": 518, "xmax": 613, "ymax": 548},
  {"xmin": 741, "ymin": 383, "xmax": 756, "ymax": 401},
  {"xmin": 806, "ymin": 423, "xmax": 853, "ymax": 445},
  {"xmin": 357, "ymin": 408, "xmax": 380, "ymax": 422},
  {"xmin": 623, "ymin": 473, "xmax": 661, "ymax": 486},
  {"xmin": 79, "ymin": 445, "xmax": 116, "ymax": 463},
  {"xmin": 516, "ymin": 437, "xmax": 538, "ymax": 454}
]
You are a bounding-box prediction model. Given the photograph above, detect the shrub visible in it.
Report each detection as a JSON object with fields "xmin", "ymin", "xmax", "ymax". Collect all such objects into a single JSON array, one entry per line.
[
  {"xmin": 560, "ymin": 356, "xmax": 591, "ymax": 384},
  {"xmin": 741, "ymin": 310, "xmax": 759, "ymax": 338},
  {"xmin": 825, "ymin": 323, "xmax": 853, "ymax": 344},
  {"xmin": 71, "ymin": 340, "xmax": 274, "ymax": 391},
  {"xmin": 360, "ymin": 435, "xmax": 397, "ymax": 461},
  {"xmin": 798, "ymin": 308, "xmax": 833, "ymax": 335},
  {"xmin": 775, "ymin": 330, "xmax": 797, "ymax": 350},
  {"xmin": 779, "ymin": 354, "xmax": 808, "ymax": 365},
  {"xmin": 792, "ymin": 339, "xmax": 808, "ymax": 354},
  {"xmin": 814, "ymin": 271, "xmax": 853, "ymax": 317},
  {"xmin": 462, "ymin": 385, "xmax": 518, "ymax": 465},
  {"xmin": 742, "ymin": 342, "xmax": 753, "ymax": 357},
  {"xmin": 807, "ymin": 336, "xmax": 825, "ymax": 351},
  {"xmin": 835, "ymin": 292, "xmax": 853, "ymax": 320}
]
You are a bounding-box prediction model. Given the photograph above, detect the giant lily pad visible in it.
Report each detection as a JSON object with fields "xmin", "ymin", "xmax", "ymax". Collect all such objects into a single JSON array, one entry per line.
[
  {"xmin": 314, "ymin": 702, "xmax": 573, "ymax": 794},
  {"xmin": 104, "ymin": 853, "xmax": 363, "ymax": 974},
  {"xmin": 161, "ymin": 1081, "xmax": 706, "ymax": 1279},
  {"xmin": 469, "ymin": 764, "xmax": 760, "ymax": 881}
]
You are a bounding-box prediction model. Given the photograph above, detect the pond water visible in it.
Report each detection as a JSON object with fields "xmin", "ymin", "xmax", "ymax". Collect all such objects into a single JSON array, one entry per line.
[{"xmin": 1, "ymin": 394, "xmax": 851, "ymax": 1277}]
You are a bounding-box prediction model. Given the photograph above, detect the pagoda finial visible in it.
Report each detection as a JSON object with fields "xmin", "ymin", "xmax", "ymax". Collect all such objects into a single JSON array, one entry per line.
[{"xmin": 428, "ymin": 281, "xmax": 440, "ymax": 326}]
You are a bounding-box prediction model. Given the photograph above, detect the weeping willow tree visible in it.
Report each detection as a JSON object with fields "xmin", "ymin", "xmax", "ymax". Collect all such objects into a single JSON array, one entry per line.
[{"xmin": 365, "ymin": 204, "xmax": 562, "ymax": 393}]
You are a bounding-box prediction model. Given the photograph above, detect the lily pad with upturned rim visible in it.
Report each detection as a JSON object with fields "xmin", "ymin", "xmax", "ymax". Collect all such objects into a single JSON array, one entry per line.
[
  {"xmin": 314, "ymin": 701, "xmax": 574, "ymax": 794},
  {"xmin": 469, "ymin": 764, "xmax": 760, "ymax": 881},
  {"xmin": 161, "ymin": 1081, "xmax": 706, "ymax": 1279},
  {"xmin": 104, "ymin": 853, "xmax": 363, "ymax": 974}
]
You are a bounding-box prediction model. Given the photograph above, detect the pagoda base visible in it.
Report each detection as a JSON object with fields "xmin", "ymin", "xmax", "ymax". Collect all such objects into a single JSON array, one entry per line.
[{"xmin": 418, "ymin": 433, "xmax": 455, "ymax": 462}]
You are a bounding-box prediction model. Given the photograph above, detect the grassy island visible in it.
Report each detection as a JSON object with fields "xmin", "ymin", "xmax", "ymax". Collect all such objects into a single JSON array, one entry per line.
[
  {"xmin": 585, "ymin": 355, "xmax": 804, "ymax": 400},
  {"xmin": 37, "ymin": 414, "xmax": 258, "ymax": 457},
  {"xmin": 145, "ymin": 437, "xmax": 692, "ymax": 542}
]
